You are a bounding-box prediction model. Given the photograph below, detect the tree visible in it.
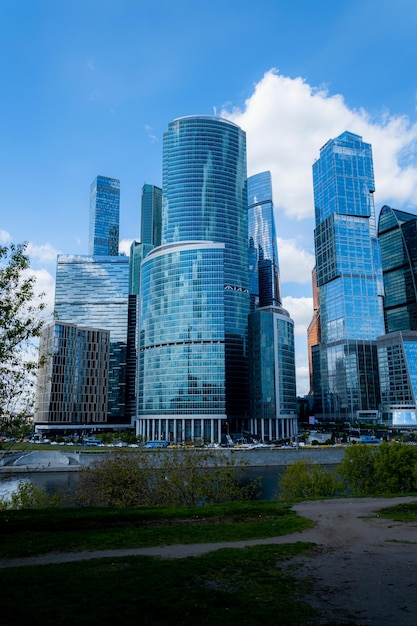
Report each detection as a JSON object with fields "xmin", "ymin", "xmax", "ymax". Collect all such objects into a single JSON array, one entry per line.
[
  {"xmin": 0, "ymin": 243, "xmax": 45, "ymax": 435},
  {"xmin": 74, "ymin": 448, "xmax": 260, "ymax": 507},
  {"xmin": 278, "ymin": 459, "xmax": 341, "ymax": 500}
]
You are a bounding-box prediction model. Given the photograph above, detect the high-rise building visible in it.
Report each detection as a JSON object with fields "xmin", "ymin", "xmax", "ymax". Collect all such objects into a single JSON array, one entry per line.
[
  {"xmin": 136, "ymin": 116, "xmax": 249, "ymax": 442},
  {"xmin": 312, "ymin": 131, "xmax": 385, "ymax": 422},
  {"xmin": 54, "ymin": 254, "xmax": 130, "ymax": 423},
  {"xmin": 89, "ymin": 175, "xmax": 120, "ymax": 256},
  {"xmin": 35, "ymin": 322, "xmax": 109, "ymax": 430},
  {"xmin": 377, "ymin": 205, "xmax": 417, "ymax": 333},
  {"xmin": 307, "ymin": 267, "xmax": 321, "ymax": 395},
  {"xmin": 376, "ymin": 205, "xmax": 417, "ymax": 427},
  {"xmin": 246, "ymin": 171, "xmax": 297, "ymax": 442},
  {"xmin": 247, "ymin": 171, "xmax": 281, "ymax": 309},
  {"xmin": 141, "ymin": 184, "xmax": 162, "ymax": 248}
]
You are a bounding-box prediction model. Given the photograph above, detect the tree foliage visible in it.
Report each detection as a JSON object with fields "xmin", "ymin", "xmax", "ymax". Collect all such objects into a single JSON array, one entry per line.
[
  {"xmin": 0, "ymin": 243, "xmax": 45, "ymax": 430},
  {"xmin": 0, "ymin": 480, "xmax": 65, "ymax": 510},
  {"xmin": 278, "ymin": 459, "xmax": 342, "ymax": 500},
  {"xmin": 74, "ymin": 448, "xmax": 260, "ymax": 507}
]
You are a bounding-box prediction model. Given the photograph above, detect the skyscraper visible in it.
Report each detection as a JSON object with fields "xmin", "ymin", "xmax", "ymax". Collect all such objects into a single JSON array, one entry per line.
[
  {"xmin": 136, "ymin": 116, "xmax": 249, "ymax": 442},
  {"xmin": 247, "ymin": 171, "xmax": 281, "ymax": 309},
  {"xmin": 54, "ymin": 254, "xmax": 130, "ymax": 423},
  {"xmin": 377, "ymin": 205, "xmax": 417, "ymax": 333},
  {"xmin": 312, "ymin": 131, "xmax": 385, "ymax": 422},
  {"xmin": 247, "ymin": 172, "xmax": 297, "ymax": 442},
  {"xmin": 141, "ymin": 184, "xmax": 162, "ymax": 248},
  {"xmin": 89, "ymin": 175, "xmax": 120, "ymax": 256},
  {"xmin": 35, "ymin": 322, "xmax": 109, "ymax": 429}
]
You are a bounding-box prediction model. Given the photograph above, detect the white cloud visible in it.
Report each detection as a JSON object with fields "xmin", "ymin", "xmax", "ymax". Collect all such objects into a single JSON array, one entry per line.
[
  {"xmin": 0, "ymin": 229, "xmax": 12, "ymax": 243},
  {"xmin": 283, "ymin": 295, "xmax": 313, "ymax": 337},
  {"xmin": 145, "ymin": 124, "xmax": 159, "ymax": 143},
  {"xmin": 278, "ymin": 237, "xmax": 315, "ymax": 284},
  {"xmin": 86, "ymin": 57, "xmax": 95, "ymax": 70},
  {"xmin": 223, "ymin": 69, "xmax": 417, "ymax": 220},
  {"xmin": 26, "ymin": 242, "xmax": 60, "ymax": 264},
  {"xmin": 119, "ymin": 239, "xmax": 133, "ymax": 256},
  {"xmin": 22, "ymin": 268, "xmax": 56, "ymax": 319}
]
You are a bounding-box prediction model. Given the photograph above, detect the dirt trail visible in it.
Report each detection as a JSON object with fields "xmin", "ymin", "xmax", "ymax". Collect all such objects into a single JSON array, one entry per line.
[{"xmin": 1, "ymin": 497, "xmax": 417, "ymax": 625}]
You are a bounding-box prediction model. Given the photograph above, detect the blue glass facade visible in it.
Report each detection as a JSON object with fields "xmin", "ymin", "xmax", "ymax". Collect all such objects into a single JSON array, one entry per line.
[
  {"xmin": 312, "ymin": 132, "xmax": 385, "ymax": 421},
  {"xmin": 141, "ymin": 184, "xmax": 162, "ymax": 247},
  {"xmin": 137, "ymin": 242, "xmax": 226, "ymax": 441},
  {"xmin": 89, "ymin": 175, "xmax": 120, "ymax": 256},
  {"xmin": 161, "ymin": 116, "xmax": 249, "ymax": 424},
  {"xmin": 377, "ymin": 331, "xmax": 417, "ymax": 427},
  {"xmin": 55, "ymin": 254, "xmax": 129, "ymax": 422},
  {"xmin": 378, "ymin": 205, "xmax": 417, "ymax": 333},
  {"xmin": 247, "ymin": 171, "xmax": 281, "ymax": 309},
  {"xmin": 248, "ymin": 307, "xmax": 297, "ymax": 441}
]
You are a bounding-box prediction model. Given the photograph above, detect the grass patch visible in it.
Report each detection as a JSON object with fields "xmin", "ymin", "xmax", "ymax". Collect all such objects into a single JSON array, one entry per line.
[
  {"xmin": 0, "ymin": 500, "xmax": 313, "ymax": 558},
  {"xmin": 0, "ymin": 542, "xmax": 317, "ymax": 625},
  {"xmin": 376, "ymin": 500, "xmax": 417, "ymax": 522}
]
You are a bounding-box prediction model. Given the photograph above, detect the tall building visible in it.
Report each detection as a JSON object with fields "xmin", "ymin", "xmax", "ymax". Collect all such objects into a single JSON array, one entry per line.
[
  {"xmin": 312, "ymin": 131, "xmax": 385, "ymax": 422},
  {"xmin": 247, "ymin": 171, "xmax": 297, "ymax": 442},
  {"xmin": 376, "ymin": 205, "xmax": 417, "ymax": 427},
  {"xmin": 307, "ymin": 267, "xmax": 321, "ymax": 395},
  {"xmin": 54, "ymin": 254, "xmax": 130, "ymax": 423},
  {"xmin": 137, "ymin": 116, "xmax": 249, "ymax": 443},
  {"xmin": 141, "ymin": 184, "xmax": 162, "ymax": 248},
  {"xmin": 35, "ymin": 322, "xmax": 109, "ymax": 430},
  {"xmin": 247, "ymin": 171, "xmax": 281, "ymax": 309},
  {"xmin": 89, "ymin": 175, "xmax": 120, "ymax": 256},
  {"xmin": 377, "ymin": 205, "xmax": 417, "ymax": 333}
]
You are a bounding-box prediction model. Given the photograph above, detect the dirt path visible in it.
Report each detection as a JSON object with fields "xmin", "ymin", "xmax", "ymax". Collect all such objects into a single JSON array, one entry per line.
[{"xmin": 1, "ymin": 497, "xmax": 417, "ymax": 625}]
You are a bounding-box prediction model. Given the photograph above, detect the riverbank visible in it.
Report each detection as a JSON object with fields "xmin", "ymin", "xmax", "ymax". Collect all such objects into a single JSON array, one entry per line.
[{"xmin": 0, "ymin": 445, "xmax": 346, "ymax": 473}]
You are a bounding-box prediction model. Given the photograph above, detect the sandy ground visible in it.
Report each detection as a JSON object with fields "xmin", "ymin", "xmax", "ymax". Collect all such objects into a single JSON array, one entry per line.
[{"xmin": 1, "ymin": 497, "xmax": 417, "ymax": 625}]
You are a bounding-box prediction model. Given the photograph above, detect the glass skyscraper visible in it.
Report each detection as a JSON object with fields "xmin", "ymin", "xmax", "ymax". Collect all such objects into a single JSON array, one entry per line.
[
  {"xmin": 378, "ymin": 205, "xmax": 417, "ymax": 333},
  {"xmin": 89, "ymin": 175, "xmax": 120, "ymax": 256},
  {"xmin": 312, "ymin": 131, "xmax": 385, "ymax": 422},
  {"xmin": 247, "ymin": 172, "xmax": 297, "ymax": 442},
  {"xmin": 247, "ymin": 171, "xmax": 281, "ymax": 309},
  {"xmin": 54, "ymin": 254, "xmax": 130, "ymax": 422},
  {"xmin": 137, "ymin": 116, "xmax": 249, "ymax": 442},
  {"xmin": 141, "ymin": 184, "xmax": 162, "ymax": 248}
]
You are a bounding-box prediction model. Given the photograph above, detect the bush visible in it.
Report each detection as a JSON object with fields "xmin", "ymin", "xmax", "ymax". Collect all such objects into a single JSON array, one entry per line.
[
  {"xmin": 74, "ymin": 448, "xmax": 260, "ymax": 507},
  {"xmin": 0, "ymin": 481, "xmax": 65, "ymax": 510},
  {"xmin": 278, "ymin": 460, "xmax": 341, "ymax": 500},
  {"xmin": 338, "ymin": 444, "xmax": 377, "ymax": 495}
]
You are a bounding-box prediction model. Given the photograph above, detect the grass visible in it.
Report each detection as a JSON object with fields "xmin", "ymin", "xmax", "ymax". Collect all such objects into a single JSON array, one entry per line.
[
  {"xmin": 0, "ymin": 542, "xmax": 317, "ymax": 626},
  {"xmin": 0, "ymin": 500, "xmax": 313, "ymax": 558},
  {"xmin": 376, "ymin": 499, "xmax": 417, "ymax": 522}
]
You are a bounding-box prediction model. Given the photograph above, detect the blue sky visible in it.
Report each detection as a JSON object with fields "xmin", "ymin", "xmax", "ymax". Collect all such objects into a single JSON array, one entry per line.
[{"xmin": 2, "ymin": 0, "xmax": 417, "ymax": 396}]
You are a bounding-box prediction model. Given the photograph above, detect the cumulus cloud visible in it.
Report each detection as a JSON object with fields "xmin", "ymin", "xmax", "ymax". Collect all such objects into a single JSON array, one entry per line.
[
  {"xmin": 283, "ymin": 295, "xmax": 313, "ymax": 337},
  {"xmin": 278, "ymin": 237, "xmax": 315, "ymax": 284},
  {"xmin": 26, "ymin": 242, "xmax": 60, "ymax": 264},
  {"xmin": 223, "ymin": 69, "xmax": 417, "ymax": 220},
  {"xmin": 22, "ymin": 267, "xmax": 56, "ymax": 320},
  {"xmin": 119, "ymin": 239, "xmax": 133, "ymax": 256},
  {"xmin": 0, "ymin": 229, "xmax": 12, "ymax": 243}
]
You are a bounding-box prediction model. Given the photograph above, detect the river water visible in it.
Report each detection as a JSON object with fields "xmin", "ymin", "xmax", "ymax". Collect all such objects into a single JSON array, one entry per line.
[{"xmin": 0, "ymin": 466, "xmax": 286, "ymax": 503}]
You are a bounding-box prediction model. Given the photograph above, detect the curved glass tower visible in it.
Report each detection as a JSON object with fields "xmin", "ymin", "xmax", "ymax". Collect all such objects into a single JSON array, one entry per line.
[{"xmin": 137, "ymin": 116, "xmax": 249, "ymax": 442}]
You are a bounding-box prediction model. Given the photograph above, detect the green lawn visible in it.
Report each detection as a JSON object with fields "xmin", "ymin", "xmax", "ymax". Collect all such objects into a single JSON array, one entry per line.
[{"xmin": 0, "ymin": 500, "xmax": 312, "ymax": 558}]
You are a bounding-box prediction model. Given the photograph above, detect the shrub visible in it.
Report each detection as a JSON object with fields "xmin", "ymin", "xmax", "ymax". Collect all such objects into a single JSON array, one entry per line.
[
  {"xmin": 0, "ymin": 481, "xmax": 65, "ymax": 510},
  {"xmin": 74, "ymin": 448, "xmax": 260, "ymax": 507},
  {"xmin": 278, "ymin": 460, "xmax": 341, "ymax": 500}
]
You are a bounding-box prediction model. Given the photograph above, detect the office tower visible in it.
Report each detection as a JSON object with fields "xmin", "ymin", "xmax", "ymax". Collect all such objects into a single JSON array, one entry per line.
[
  {"xmin": 376, "ymin": 205, "xmax": 417, "ymax": 427},
  {"xmin": 377, "ymin": 205, "xmax": 417, "ymax": 332},
  {"xmin": 54, "ymin": 254, "xmax": 130, "ymax": 423},
  {"xmin": 35, "ymin": 322, "xmax": 109, "ymax": 428},
  {"xmin": 312, "ymin": 131, "xmax": 385, "ymax": 422},
  {"xmin": 246, "ymin": 171, "xmax": 297, "ymax": 442},
  {"xmin": 247, "ymin": 171, "xmax": 281, "ymax": 309},
  {"xmin": 137, "ymin": 116, "xmax": 249, "ymax": 443},
  {"xmin": 141, "ymin": 184, "xmax": 162, "ymax": 247},
  {"xmin": 307, "ymin": 267, "xmax": 321, "ymax": 395},
  {"xmin": 89, "ymin": 175, "xmax": 120, "ymax": 256},
  {"xmin": 377, "ymin": 331, "xmax": 417, "ymax": 427}
]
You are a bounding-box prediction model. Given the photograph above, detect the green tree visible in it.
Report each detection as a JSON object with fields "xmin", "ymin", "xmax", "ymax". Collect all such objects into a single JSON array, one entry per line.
[
  {"xmin": 74, "ymin": 449, "xmax": 259, "ymax": 507},
  {"xmin": 338, "ymin": 444, "xmax": 377, "ymax": 495},
  {"xmin": 278, "ymin": 459, "xmax": 341, "ymax": 500},
  {"xmin": 0, "ymin": 243, "xmax": 45, "ymax": 436},
  {"xmin": 373, "ymin": 443, "xmax": 417, "ymax": 494}
]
